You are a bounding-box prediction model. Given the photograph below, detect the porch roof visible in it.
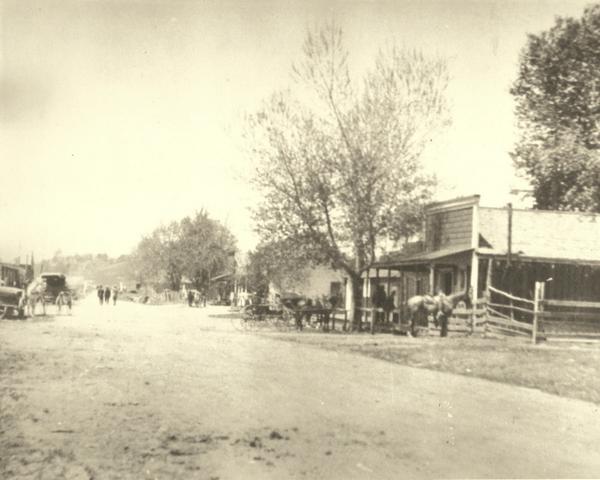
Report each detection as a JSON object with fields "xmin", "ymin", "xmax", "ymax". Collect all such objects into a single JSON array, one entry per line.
[{"xmin": 373, "ymin": 246, "xmax": 473, "ymax": 269}]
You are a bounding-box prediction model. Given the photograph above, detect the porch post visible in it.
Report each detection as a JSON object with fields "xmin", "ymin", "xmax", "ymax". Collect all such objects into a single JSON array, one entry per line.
[
  {"xmin": 470, "ymin": 251, "xmax": 479, "ymax": 306},
  {"xmin": 470, "ymin": 195, "xmax": 480, "ymax": 308},
  {"xmin": 343, "ymin": 277, "xmax": 348, "ymax": 331},
  {"xmin": 485, "ymin": 257, "xmax": 493, "ymax": 299},
  {"xmin": 400, "ymin": 271, "xmax": 406, "ymax": 326},
  {"xmin": 363, "ymin": 269, "xmax": 368, "ymax": 307},
  {"xmin": 371, "ymin": 268, "xmax": 379, "ymax": 335},
  {"xmin": 429, "ymin": 263, "xmax": 435, "ymax": 295},
  {"xmin": 361, "ymin": 269, "xmax": 370, "ymax": 331},
  {"xmin": 386, "ymin": 268, "xmax": 392, "ymax": 323}
]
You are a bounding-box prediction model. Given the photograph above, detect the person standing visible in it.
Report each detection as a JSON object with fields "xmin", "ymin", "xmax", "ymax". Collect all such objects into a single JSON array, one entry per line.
[
  {"xmin": 112, "ymin": 285, "xmax": 119, "ymax": 306},
  {"xmin": 372, "ymin": 285, "xmax": 387, "ymax": 323},
  {"xmin": 104, "ymin": 286, "xmax": 111, "ymax": 305},
  {"xmin": 97, "ymin": 285, "xmax": 104, "ymax": 305},
  {"xmin": 384, "ymin": 290, "xmax": 397, "ymax": 323}
]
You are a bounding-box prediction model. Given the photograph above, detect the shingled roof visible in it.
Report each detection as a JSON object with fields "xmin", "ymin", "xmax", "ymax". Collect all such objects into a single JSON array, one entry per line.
[{"xmin": 478, "ymin": 207, "xmax": 600, "ymax": 263}]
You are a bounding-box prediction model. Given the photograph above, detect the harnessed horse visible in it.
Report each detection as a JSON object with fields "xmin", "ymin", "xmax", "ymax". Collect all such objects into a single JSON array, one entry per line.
[
  {"xmin": 406, "ymin": 290, "xmax": 470, "ymax": 337},
  {"xmin": 24, "ymin": 282, "xmax": 46, "ymax": 317},
  {"xmin": 56, "ymin": 291, "xmax": 72, "ymax": 314}
]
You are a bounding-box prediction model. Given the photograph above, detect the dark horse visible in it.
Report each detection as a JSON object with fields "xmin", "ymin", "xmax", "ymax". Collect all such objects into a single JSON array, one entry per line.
[{"xmin": 406, "ymin": 289, "xmax": 471, "ymax": 337}]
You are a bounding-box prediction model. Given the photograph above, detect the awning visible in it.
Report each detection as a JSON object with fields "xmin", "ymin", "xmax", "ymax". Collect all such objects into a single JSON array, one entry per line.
[{"xmin": 374, "ymin": 247, "xmax": 473, "ymax": 269}]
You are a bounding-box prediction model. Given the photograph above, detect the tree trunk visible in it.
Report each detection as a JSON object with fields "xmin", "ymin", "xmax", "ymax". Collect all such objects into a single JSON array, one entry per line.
[{"xmin": 346, "ymin": 273, "xmax": 362, "ymax": 331}]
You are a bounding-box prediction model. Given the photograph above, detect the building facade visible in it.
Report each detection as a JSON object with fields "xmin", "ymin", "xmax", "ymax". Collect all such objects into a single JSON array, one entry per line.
[
  {"xmin": 0, "ymin": 262, "xmax": 29, "ymax": 288},
  {"xmin": 366, "ymin": 195, "xmax": 600, "ymax": 311}
]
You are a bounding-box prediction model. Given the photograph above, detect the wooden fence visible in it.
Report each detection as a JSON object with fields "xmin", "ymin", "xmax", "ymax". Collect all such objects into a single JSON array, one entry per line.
[
  {"xmin": 539, "ymin": 298, "xmax": 600, "ymax": 341},
  {"xmin": 486, "ymin": 285, "xmax": 536, "ymax": 340},
  {"xmin": 341, "ymin": 282, "xmax": 600, "ymax": 342},
  {"xmin": 354, "ymin": 302, "xmax": 487, "ymax": 336}
]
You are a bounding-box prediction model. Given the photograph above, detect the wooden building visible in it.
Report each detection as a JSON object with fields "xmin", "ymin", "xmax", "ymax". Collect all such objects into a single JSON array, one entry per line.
[
  {"xmin": 0, "ymin": 262, "xmax": 29, "ymax": 288},
  {"xmin": 367, "ymin": 195, "xmax": 600, "ymax": 311},
  {"xmin": 268, "ymin": 265, "xmax": 345, "ymax": 305}
]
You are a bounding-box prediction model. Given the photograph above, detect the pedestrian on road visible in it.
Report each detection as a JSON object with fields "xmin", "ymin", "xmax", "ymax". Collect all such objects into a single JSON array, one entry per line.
[
  {"xmin": 104, "ymin": 286, "xmax": 111, "ymax": 305},
  {"xmin": 97, "ymin": 285, "xmax": 104, "ymax": 305},
  {"xmin": 112, "ymin": 285, "xmax": 119, "ymax": 306},
  {"xmin": 187, "ymin": 289, "xmax": 194, "ymax": 307}
]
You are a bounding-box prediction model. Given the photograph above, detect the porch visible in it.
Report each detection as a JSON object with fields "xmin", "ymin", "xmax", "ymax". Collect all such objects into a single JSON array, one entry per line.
[{"xmin": 353, "ymin": 247, "xmax": 486, "ymax": 332}]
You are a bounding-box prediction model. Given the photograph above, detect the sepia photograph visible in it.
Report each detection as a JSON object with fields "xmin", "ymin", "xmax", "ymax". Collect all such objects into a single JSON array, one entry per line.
[{"xmin": 2, "ymin": 0, "xmax": 600, "ymax": 478}]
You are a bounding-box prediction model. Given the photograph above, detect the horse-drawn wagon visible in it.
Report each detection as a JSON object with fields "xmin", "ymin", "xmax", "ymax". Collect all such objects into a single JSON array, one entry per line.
[
  {"xmin": 237, "ymin": 293, "xmax": 333, "ymax": 331},
  {"xmin": 26, "ymin": 273, "xmax": 73, "ymax": 315},
  {"xmin": 0, "ymin": 285, "xmax": 26, "ymax": 319}
]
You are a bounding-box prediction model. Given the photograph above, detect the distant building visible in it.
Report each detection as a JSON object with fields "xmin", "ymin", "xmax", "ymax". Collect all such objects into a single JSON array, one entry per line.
[
  {"xmin": 0, "ymin": 262, "xmax": 28, "ymax": 288},
  {"xmin": 268, "ymin": 265, "xmax": 345, "ymax": 306}
]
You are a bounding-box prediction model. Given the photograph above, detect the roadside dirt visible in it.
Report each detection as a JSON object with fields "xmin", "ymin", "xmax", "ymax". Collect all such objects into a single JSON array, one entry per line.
[{"xmin": 2, "ymin": 299, "xmax": 600, "ymax": 479}]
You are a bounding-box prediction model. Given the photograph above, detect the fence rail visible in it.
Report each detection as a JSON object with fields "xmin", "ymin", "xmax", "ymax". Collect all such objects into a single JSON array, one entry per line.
[
  {"xmin": 542, "ymin": 298, "xmax": 600, "ymax": 309},
  {"xmin": 487, "ymin": 302, "xmax": 535, "ymax": 316},
  {"xmin": 354, "ymin": 304, "xmax": 487, "ymax": 336},
  {"xmin": 335, "ymin": 284, "xmax": 600, "ymax": 341},
  {"xmin": 488, "ymin": 286, "xmax": 535, "ymax": 305}
]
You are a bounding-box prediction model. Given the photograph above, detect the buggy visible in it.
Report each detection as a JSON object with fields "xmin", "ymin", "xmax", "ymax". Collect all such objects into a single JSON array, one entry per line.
[
  {"xmin": 237, "ymin": 293, "xmax": 333, "ymax": 331},
  {"xmin": 26, "ymin": 273, "xmax": 73, "ymax": 315}
]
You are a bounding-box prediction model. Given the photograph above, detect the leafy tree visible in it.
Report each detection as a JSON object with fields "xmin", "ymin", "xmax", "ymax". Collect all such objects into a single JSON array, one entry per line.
[
  {"xmin": 134, "ymin": 211, "xmax": 237, "ymax": 291},
  {"xmin": 511, "ymin": 5, "xmax": 600, "ymax": 210},
  {"xmin": 135, "ymin": 221, "xmax": 185, "ymax": 290},
  {"xmin": 245, "ymin": 239, "xmax": 318, "ymax": 300},
  {"xmin": 246, "ymin": 23, "xmax": 449, "ymax": 328},
  {"xmin": 179, "ymin": 211, "xmax": 237, "ymax": 291}
]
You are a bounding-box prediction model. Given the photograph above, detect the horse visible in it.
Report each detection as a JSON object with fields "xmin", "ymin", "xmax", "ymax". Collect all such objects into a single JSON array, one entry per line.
[
  {"xmin": 406, "ymin": 289, "xmax": 470, "ymax": 337},
  {"xmin": 24, "ymin": 291, "xmax": 46, "ymax": 317},
  {"xmin": 56, "ymin": 291, "xmax": 72, "ymax": 314}
]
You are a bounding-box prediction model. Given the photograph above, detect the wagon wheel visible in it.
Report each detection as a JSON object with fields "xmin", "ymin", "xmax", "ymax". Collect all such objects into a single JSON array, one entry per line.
[
  {"xmin": 255, "ymin": 314, "xmax": 270, "ymax": 330},
  {"xmin": 246, "ymin": 317, "xmax": 262, "ymax": 331},
  {"xmin": 231, "ymin": 315, "xmax": 246, "ymax": 332},
  {"xmin": 0, "ymin": 306, "xmax": 9, "ymax": 319},
  {"xmin": 240, "ymin": 310, "xmax": 260, "ymax": 331},
  {"xmin": 271, "ymin": 314, "xmax": 285, "ymax": 331},
  {"xmin": 265, "ymin": 313, "xmax": 282, "ymax": 330},
  {"xmin": 238, "ymin": 306, "xmax": 254, "ymax": 331},
  {"xmin": 275, "ymin": 309, "xmax": 294, "ymax": 331}
]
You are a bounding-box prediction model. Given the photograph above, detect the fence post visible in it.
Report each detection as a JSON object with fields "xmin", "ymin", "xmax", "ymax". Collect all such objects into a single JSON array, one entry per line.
[
  {"xmin": 483, "ymin": 301, "xmax": 488, "ymax": 338},
  {"xmin": 538, "ymin": 282, "xmax": 545, "ymax": 340},
  {"xmin": 480, "ymin": 259, "xmax": 493, "ymax": 335},
  {"xmin": 532, "ymin": 281, "xmax": 540, "ymax": 345},
  {"xmin": 370, "ymin": 307, "xmax": 376, "ymax": 334}
]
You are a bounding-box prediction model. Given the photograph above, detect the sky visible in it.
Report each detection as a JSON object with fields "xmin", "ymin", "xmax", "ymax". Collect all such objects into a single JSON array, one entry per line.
[{"xmin": 0, "ymin": 0, "xmax": 593, "ymax": 261}]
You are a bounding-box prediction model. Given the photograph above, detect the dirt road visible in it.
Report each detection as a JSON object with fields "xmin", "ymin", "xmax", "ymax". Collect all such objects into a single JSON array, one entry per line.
[{"xmin": 2, "ymin": 298, "xmax": 600, "ymax": 479}]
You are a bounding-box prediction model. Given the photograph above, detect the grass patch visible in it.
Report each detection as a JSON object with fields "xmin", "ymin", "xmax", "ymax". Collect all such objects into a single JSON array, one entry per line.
[{"xmin": 262, "ymin": 332, "xmax": 600, "ymax": 404}]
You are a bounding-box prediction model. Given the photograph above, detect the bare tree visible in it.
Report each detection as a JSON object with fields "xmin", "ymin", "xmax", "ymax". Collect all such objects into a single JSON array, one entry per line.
[{"xmin": 247, "ymin": 23, "xmax": 449, "ymax": 328}]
